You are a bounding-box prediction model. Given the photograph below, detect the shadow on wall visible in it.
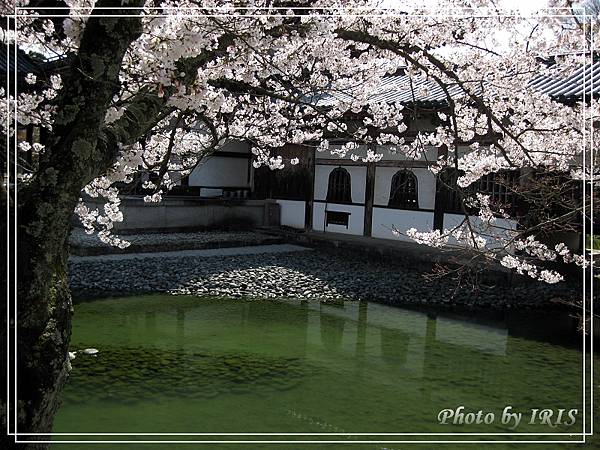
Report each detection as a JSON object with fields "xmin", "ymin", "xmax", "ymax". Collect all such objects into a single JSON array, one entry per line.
[{"xmin": 75, "ymin": 196, "xmax": 280, "ymax": 233}]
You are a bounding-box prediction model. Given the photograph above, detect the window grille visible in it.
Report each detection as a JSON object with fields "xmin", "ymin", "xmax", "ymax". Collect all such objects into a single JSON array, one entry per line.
[
  {"xmin": 475, "ymin": 171, "xmax": 518, "ymax": 207},
  {"xmin": 327, "ymin": 167, "xmax": 352, "ymax": 203},
  {"xmin": 388, "ymin": 170, "xmax": 419, "ymax": 209},
  {"xmin": 442, "ymin": 169, "xmax": 519, "ymax": 213},
  {"xmin": 326, "ymin": 211, "xmax": 351, "ymax": 228}
]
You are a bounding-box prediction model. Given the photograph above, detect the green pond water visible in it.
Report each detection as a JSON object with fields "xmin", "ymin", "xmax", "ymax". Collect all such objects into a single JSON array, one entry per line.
[{"xmin": 52, "ymin": 295, "xmax": 597, "ymax": 448}]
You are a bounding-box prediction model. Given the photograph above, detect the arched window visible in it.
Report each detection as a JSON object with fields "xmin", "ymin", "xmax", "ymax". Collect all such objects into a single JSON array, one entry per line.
[
  {"xmin": 327, "ymin": 167, "xmax": 352, "ymax": 203},
  {"xmin": 475, "ymin": 171, "xmax": 518, "ymax": 208},
  {"xmin": 388, "ymin": 170, "xmax": 418, "ymax": 209},
  {"xmin": 442, "ymin": 169, "xmax": 519, "ymax": 214}
]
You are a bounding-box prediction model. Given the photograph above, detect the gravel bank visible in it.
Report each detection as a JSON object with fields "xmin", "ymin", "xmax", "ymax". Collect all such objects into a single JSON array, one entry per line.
[{"xmin": 68, "ymin": 247, "xmax": 583, "ymax": 310}]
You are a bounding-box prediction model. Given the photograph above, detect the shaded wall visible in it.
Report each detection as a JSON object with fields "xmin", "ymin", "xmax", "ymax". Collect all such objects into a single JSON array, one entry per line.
[{"xmin": 80, "ymin": 196, "xmax": 280, "ymax": 233}]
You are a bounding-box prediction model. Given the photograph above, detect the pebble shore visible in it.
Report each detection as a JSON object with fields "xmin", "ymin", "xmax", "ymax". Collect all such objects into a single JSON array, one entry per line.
[{"xmin": 68, "ymin": 247, "xmax": 582, "ymax": 310}]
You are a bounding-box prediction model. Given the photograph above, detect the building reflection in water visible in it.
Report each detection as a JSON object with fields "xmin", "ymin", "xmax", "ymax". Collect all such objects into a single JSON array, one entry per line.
[
  {"xmin": 319, "ymin": 304, "xmax": 346, "ymax": 350},
  {"xmin": 73, "ymin": 295, "xmax": 581, "ymax": 433},
  {"xmin": 130, "ymin": 296, "xmax": 577, "ymax": 387}
]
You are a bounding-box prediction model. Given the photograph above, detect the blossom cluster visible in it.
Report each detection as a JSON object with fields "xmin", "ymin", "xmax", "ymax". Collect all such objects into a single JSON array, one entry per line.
[{"xmin": 8, "ymin": 0, "xmax": 594, "ymax": 282}]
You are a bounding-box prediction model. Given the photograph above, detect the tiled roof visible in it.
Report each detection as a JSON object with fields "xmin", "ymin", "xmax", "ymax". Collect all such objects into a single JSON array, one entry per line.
[
  {"xmin": 529, "ymin": 60, "xmax": 600, "ymax": 100},
  {"xmin": 358, "ymin": 74, "xmax": 465, "ymax": 105},
  {"xmin": 0, "ymin": 45, "xmax": 42, "ymax": 76},
  {"xmin": 318, "ymin": 60, "xmax": 599, "ymax": 106}
]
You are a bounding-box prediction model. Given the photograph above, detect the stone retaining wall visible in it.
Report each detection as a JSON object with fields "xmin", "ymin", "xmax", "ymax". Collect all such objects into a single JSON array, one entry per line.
[{"xmin": 79, "ymin": 196, "xmax": 280, "ymax": 233}]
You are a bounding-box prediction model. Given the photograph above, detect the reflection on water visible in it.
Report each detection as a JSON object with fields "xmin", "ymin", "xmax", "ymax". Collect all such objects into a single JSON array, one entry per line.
[
  {"xmin": 54, "ymin": 295, "xmax": 591, "ymax": 445},
  {"xmin": 65, "ymin": 347, "xmax": 308, "ymax": 404}
]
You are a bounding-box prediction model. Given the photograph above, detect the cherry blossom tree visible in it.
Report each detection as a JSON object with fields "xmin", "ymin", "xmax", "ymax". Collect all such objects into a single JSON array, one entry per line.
[{"xmin": 0, "ymin": 0, "xmax": 596, "ymax": 445}]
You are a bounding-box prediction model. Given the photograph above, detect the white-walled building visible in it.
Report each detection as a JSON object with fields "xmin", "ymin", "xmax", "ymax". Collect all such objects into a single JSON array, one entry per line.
[
  {"xmin": 185, "ymin": 140, "xmax": 253, "ymax": 198},
  {"xmin": 181, "ymin": 62, "xmax": 597, "ymax": 246},
  {"xmin": 182, "ymin": 130, "xmax": 518, "ymax": 246}
]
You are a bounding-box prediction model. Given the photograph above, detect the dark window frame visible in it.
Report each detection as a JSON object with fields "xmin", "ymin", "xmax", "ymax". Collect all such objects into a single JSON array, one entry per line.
[
  {"xmin": 441, "ymin": 169, "xmax": 519, "ymax": 215},
  {"xmin": 388, "ymin": 169, "xmax": 419, "ymax": 209},
  {"xmin": 326, "ymin": 210, "xmax": 351, "ymax": 228},
  {"xmin": 252, "ymin": 148, "xmax": 309, "ymax": 201},
  {"xmin": 326, "ymin": 167, "xmax": 352, "ymax": 203}
]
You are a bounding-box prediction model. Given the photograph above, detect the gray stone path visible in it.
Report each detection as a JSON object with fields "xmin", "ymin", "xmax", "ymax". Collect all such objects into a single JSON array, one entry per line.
[
  {"xmin": 70, "ymin": 228, "xmax": 276, "ymax": 248},
  {"xmin": 69, "ymin": 244, "xmax": 310, "ymax": 262},
  {"xmin": 69, "ymin": 228, "xmax": 284, "ymax": 256}
]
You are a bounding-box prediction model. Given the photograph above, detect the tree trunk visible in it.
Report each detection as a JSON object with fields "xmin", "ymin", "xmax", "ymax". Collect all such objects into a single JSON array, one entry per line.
[
  {"xmin": 2, "ymin": 5, "xmax": 234, "ymax": 447},
  {"xmin": 1, "ymin": 3, "xmax": 143, "ymax": 448},
  {"xmin": 14, "ymin": 200, "xmax": 76, "ymax": 450}
]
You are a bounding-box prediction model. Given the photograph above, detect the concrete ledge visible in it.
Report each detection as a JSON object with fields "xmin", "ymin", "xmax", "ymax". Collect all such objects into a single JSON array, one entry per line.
[
  {"xmin": 70, "ymin": 244, "xmax": 310, "ymax": 262},
  {"xmin": 69, "ymin": 230, "xmax": 285, "ymax": 256}
]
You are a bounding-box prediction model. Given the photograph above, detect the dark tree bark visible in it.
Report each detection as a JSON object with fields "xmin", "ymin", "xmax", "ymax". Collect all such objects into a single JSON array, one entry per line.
[
  {"xmin": 0, "ymin": 6, "xmax": 295, "ymax": 447},
  {"xmin": 2, "ymin": 2, "xmax": 144, "ymax": 448}
]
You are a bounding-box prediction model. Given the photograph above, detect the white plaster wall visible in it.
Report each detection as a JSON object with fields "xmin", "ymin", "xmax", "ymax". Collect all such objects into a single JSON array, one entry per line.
[
  {"xmin": 188, "ymin": 139, "xmax": 250, "ymax": 188},
  {"xmin": 443, "ymin": 213, "xmax": 518, "ymax": 248},
  {"xmin": 371, "ymin": 208, "xmax": 434, "ymax": 242},
  {"xmin": 276, "ymin": 199, "xmax": 306, "ymax": 229},
  {"xmin": 316, "ymin": 144, "xmax": 368, "ymax": 160},
  {"xmin": 312, "ymin": 202, "xmax": 365, "ymax": 235},
  {"xmin": 316, "ymin": 144, "xmax": 438, "ymax": 163},
  {"xmin": 375, "ymin": 145, "xmax": 438, "ymax": 162},
  {"xmin": 188, "ymin": 157, "xmax": 249, "ymax": 188},
  {"xmin": 314, "ymin": 165, "xmax": 366, "ymax": 203},
  {"xmin": 373, "ymin": 167, "xmax": 436, "ymax": 210}
]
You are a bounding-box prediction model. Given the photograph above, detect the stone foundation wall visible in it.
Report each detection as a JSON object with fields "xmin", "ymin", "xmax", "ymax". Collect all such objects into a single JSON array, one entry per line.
[{"xmin": 78, "ymin": 196, "xmax": 280, "ymax": 233}]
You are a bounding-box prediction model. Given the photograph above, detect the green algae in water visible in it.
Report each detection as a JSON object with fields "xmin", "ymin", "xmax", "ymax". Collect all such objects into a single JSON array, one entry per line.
[
  {"xmin": 53, "ymin": 295, "xmax": 596, "ymax": 448},
  {"xmin": 65, "ymin": 347, "xmax": 308, "ymax": 404}
]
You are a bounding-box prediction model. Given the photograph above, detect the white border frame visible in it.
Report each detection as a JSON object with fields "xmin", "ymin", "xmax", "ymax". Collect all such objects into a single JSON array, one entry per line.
[{"xmin": 5, "ymin": 4, "xmax": 594, "ymax": 445}]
